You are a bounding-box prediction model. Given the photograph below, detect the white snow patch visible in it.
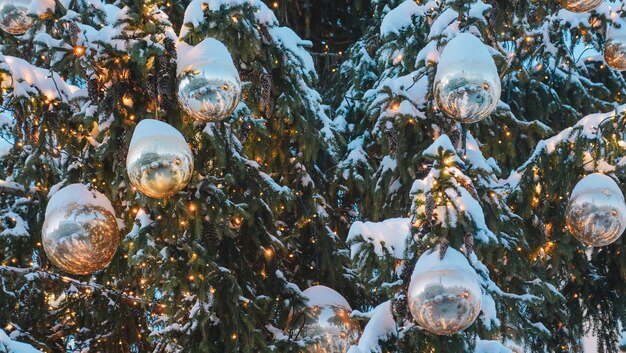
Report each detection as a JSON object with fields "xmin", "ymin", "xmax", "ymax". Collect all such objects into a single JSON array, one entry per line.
[
  {"xmin": 301, "ymin": 285, "xmax": 351, "ymax": 310},
  {"xmin": 176, "ymin": 38, "xmax": 238, "ymax": 78},
  {"xmin": 475, "ymin": 340, "xmax": 513, "ymax": 353},
  {"xmin": 46, "ymin": 183, "xmax": 116, "ymax": 217},
  {"xmin": 352, "ymin": 301, "xmax": 397, "ymax": 352},
  {"xmin": 347, "ymin": 218, "xmax": 410, "ymax": 260},
  {"xmin": 571, "ymin": 173, "xmax": 623, "ymax": 199},
  {"xmin": 0, "ymin": 329, "xmax": 43, "ymax": 353}
]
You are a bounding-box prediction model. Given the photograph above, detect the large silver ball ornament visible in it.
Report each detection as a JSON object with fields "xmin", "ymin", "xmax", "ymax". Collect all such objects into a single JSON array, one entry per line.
[
  {"xmin": 408, "ymin": 247, "xmax": 482, "ymax": 335},
  {"xmin": 177, "ymin": 61, "xmax": 241, "ymax": 122},
  {"xmin": 566, "ymin": 173, "xmax": 626, "ymax": 247},
  {"xmin": 605, "ymin": 24, "xmax": 626, "ymax": 71},
  {"xmin": 42, "ymin": 184, "xmax": 119, "ymax": 275},
  {"xmin": 434, "ymin": 33, "xmax": 501, "ymax": 124},
  {"xmin": 0, "ymin": 0, "xmax": 33, "ymax": 34},
  {"xmin": 558, "ymin": 0, "xmax": 603, "ymax": 13},
  {"xmin": 287, "ymin": 285, "xmax": 360, "ymax": 353},
  {"xmin": 126, "ymin": 119, "xmax": 194, "ymax": 198}
]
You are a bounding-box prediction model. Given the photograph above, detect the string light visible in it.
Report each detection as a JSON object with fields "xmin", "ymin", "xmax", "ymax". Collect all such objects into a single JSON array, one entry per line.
[{"xmin": 73, "ymin": 46, "xmax": 85, "ymax": 56}]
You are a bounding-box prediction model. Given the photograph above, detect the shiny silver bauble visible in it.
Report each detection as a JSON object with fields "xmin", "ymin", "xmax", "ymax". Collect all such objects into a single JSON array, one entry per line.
[
  {"xmin": 605, "ymin": 41, "xmax": 626, "ymax": 71},
  {"xmin": 605, "ymin": 24, "xmax": 626, "ymax": 71},
  {"xmin": 0, "ymin": 0, "xmax": 33, "ymax": 34},
  {"xmin": 177, "ymin": 61, "xmax": 241, "ymax": 122},
  {"xmin": 286, "ymin": 286, "xmax": 360, "ymax": 353},
  {"xmin": 559, "ymin": 0, "xmax": 603, "ymax": 13},
  {"xmin": 566, "ymin": 173, "xmax": 626, "ymax": 247},
  {"xmin": 42, "ymin": 185, "xmax": 119, "ymax": 275},
  {"xmin": 434, "ymin": 33, "xmax": 501, "ymax": 124},
  {"xmin": 126, "ymin": 119, "xmax": 194, "ymax": 198},
  {"xmin": 408, "ymin": 247, "xmax": 482, "ymax": 335}
]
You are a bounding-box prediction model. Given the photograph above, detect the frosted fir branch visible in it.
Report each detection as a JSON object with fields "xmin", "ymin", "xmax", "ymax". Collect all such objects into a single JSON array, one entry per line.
[
  {"xmin": 0, "ymin": 329, "xmax": 43, "ymax": 353},
  {"xmin": 0, "ymin": 55, "xmax": 80, "ymax": 103},
  {"xmin": 0, "ymin": 266, "xmax": 160, "ymax": 309},
  {"xmin": 0, "ymin": 179, "xmax": 28, "ymax": 196},
  {"xmin": 503, "ymin": 104, "xmax": 626, "ymax": 191},
  {"xmin": 496, "ymin": 105, "xmax": 552, "ymax": 134}
]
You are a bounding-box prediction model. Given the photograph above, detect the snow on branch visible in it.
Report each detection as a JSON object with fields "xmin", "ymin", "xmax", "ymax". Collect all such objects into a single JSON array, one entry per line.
[
  {"xmin": 0, "ymin": 54, "xmax": 79, "ymax": 102},
  {"xmin": 504, "ymin": 104, "xmax": 626, "ymax": 190},
  {"xmin": 180, "ymin": 0, "xmax": 278, "ymax": 38},
  {"xmin": 0, "ymin": 329, "xmax": 42, "ymax": 353},
  {"xmin": 347, "ymin": 218, "xmax": 410, "ymax": 260},
  {"xmin": 348, "ymin": 301, "xmax": 398, "ymax": 353}
]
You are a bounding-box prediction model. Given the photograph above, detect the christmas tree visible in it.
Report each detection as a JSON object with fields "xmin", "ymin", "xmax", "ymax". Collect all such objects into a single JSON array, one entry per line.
[
  {"xmin": 336, "ymin": 0, "xmax": 626, "ymax": 352},
  {"xmin": 0, "ymin": 0, "xmax": 349, "ymax": 352},
  {"xmin": 0, "ymin": 0, "xmax": 624, "ymax": 352}
]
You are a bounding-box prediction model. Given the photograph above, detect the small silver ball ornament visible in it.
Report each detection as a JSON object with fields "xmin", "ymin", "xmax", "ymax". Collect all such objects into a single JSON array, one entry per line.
[
  {"xmin": 558, "ymin": 0, "xmax": 603, "ymax": 13},
  {"xmin": 0, "ymin": 0, "xmax": 33, "ymax": 34},
  {"xmin": 126, "ymin": 119, "xmax": 194, "ymax": 198},
  {"xmin": 605, "ymin": 24, "xmax": 626, "ymax": 71},
  {"xmin": 434, "ymin": 33, "xmax": 501, "ymax": 124},
  {"xmin": 566, "ymin": 173, "xmax": 626, "ymax": 247},
  {"xmin": 42, "ymin": 185, "xmax": 119, "ymax": 275},
  {"xmin": 177, "ymin": 61, "xmax": 241, "ymax": 122},
  {"xmin": 287, "ymin": 285, "xmax": 360, "ymax": 353},
  {"xmin": 408, "ymin": 247, "xmax": 482, "ymax": 335}
]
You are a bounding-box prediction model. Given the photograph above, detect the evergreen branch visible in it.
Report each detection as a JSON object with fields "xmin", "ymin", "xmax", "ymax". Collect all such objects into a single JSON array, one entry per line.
[
  {"xmin": 0, "ymin": 266, "xmax": 159, "ymax": 309},
  {"xmin": 0, "ymin": 181, "xmax": 29, "ymax": 197}
]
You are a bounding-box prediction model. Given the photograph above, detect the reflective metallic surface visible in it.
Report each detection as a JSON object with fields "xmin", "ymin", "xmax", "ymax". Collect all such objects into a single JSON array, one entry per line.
[
  {"xmin": 605, "ymin": 40, "xmax": 626, "ymax": 71},
  {"xmin": 408, "ymin": 268, "xmax": 482, "ymax": 335},
  {"xmin": 42, "ymin": 204, "xmax": 119, "ymax": 275},
  {"xmin": 177, "ymin": 61, "xmax": 241, "ymax": 122},
  {"xmin": 126, "ymin": 135, "xmax": 194, "ymax": 198},
  {"xmin": 566, "ymin": 187, "xmax": 626, "ymax": 247},
  {"xmin": 558, "ymin": 0, "xmax": 603, "ymax": 13},
  {"xmin": 434, "ymin": 62, "xmax": 501, "ymax": 124},
  {"xmin": 288, "ymin": 304, "xmax": 360, "ymax": 353},
  {"xmin": 0, "ymin": 0, "xmax": 32, "ymax": 34}
]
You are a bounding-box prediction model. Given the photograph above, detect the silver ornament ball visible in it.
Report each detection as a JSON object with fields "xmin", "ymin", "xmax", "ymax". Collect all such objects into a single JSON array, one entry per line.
[
  {"xmin": 408, "ymin": 247, "xmax": 482, "ymax": 335},
  {"xmin": 558, "ymin": 0, "xmax": 603, "ymax": 13},
  {"xmin": 287, "ymin": 286, "xmax": 360, "ymax": 353},
  {"xmin": 0, "ymin": 0, "xmax": 33, "ymax": 34},
  {"xmin": 604, "ymin": 41, "xmax": 626, "ymax": 71},
  {"xmin": 434, "ymin": 33, "xmax": 501, "ymax": 124},
  {"xmin": 42, "ymin": 185, "xmax": 119, "ymax": 275},
  {"xmin": 566, "ymin": 173, "xmax": 626, "ymax": 247},
  {"xmin": 605, "ymin": 24, "xmax": 626, "ymax": 71},
  {"xmin": 177, "ymin": 61, "xmax": 241, "ymax": 122},
  {"xmin": 126, "ymin": 119, "xmax": 194, "ymax": 198}
]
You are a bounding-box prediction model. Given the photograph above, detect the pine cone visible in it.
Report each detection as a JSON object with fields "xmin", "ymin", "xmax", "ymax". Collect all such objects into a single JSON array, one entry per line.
[
  {"xmin": 392, "ymin": 295, "xmax": 408, "ymax": 323},
  {"xmin": 240, "ymin": 119, "xmax": 251, "ymax": 141},
  {"xmin": 162, "ymin": 37, "xmax": 177, "ymax": 59},
  {"xmin": 258, "ymin": 24, "xmax": 273, "ymax": 45},
  {"xmin": 156, "ymin": 37, "xmax": 177, "ymax": 111},
  {"xmin": 386, "ymin": 125, "xmax": 398, "ymax": 156},
  {"xmin": 203, "ymin": 220, "xmax": 219, "ymax": 246},
  {"xmin": 394, "ymin": 253, "xmax": 417, "ymax": 323},
  {"xmin": 69, "ymin": 21, "xmax": 81, "ymax": 46},
  {"xmin": 115, "ymin": 133, "xmax": 128, "ymax": 171},
  {"xmin": 87, "ymin": 78, "xmax": 101, "ymax": 103},
  {"xmin": 156, "ymin": 55, "xmax": 175, "ymax": 111},
  {"xmin": 447, "ymin": 125, "xmax": 461, "ymax": 148},
  {"xmin": 464, "ymin": 180, "xmax": 480, "ymax": 201},
  {"xmin": 425, "ymin": 193, "xmax": 435, "ymax": 226},
  {"xmin": 257, "ymin": 69, "xmax": 273, "ymax": 117},
  {"xmin": 439, "ymin": 238, "xmax": 449, "ymax": 259},
  {"xmin": 464, "ymin": 233, "xmax": 474, "ymax": 256}
]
